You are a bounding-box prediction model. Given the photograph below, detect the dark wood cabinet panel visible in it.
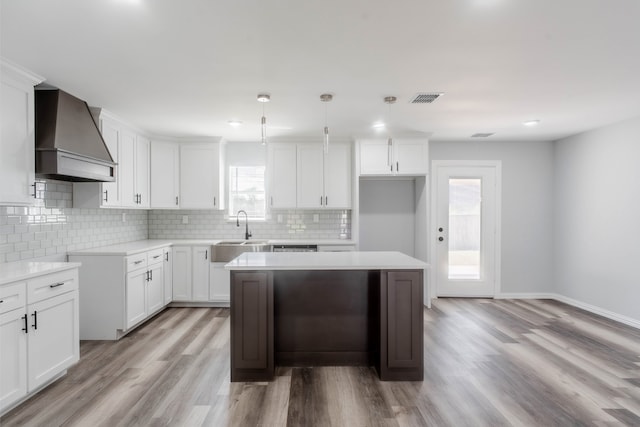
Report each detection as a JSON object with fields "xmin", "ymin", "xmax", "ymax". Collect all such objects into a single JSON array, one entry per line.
[
  {"xmin": 230, "ymin": 271, "xmax": 273, "ymax": 381},
  {"xmin": 230, "ymin": 268, "xmax": 423, "ymax": 382},
  {"xmin": 380, "ymin": 270, "xmax": 423, "ymax": 380}
]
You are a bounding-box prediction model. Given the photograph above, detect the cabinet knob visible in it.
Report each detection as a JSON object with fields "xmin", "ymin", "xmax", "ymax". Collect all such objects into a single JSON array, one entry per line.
[{"xmin": 438, "ymin": 237, "xmax": 444, "ymax": 242}]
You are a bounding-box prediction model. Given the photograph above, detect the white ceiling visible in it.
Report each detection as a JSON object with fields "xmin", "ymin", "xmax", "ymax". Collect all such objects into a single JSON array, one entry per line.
[{"xmin": 3, "ymin": 0, "xmax": 640, "ymax": 143}]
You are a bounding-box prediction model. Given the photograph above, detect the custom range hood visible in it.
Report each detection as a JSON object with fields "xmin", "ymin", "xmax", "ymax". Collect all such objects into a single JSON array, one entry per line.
[{"xmin": 35, "ymin": 87, "xmax": 115, "ymax": 182}]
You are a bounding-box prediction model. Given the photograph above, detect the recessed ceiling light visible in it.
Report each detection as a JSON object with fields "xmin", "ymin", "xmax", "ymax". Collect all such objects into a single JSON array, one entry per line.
[
  {"xmin": 372, "ymin": 122, "xmax": 385, "ymax": 129},
  {"xmin": 227, "ymin": 120, "xmax": 243, "ymax": 127},
  {"xmin": 523, "ymin": 119, "xmax": 540, "ymax": 126}
]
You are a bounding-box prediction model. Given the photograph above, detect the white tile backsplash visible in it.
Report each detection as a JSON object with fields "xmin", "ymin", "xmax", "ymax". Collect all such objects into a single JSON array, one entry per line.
[
  {"xmin": 148, "ymin": 209, "xmax": 351, "ymax": 240},
  {"xmin": 0, "ymin": 179, "xmax": 148, "ymax": 263},
  {"xmin": 0, "ymin": 179, "xmax": 352, "ymax": 263}
]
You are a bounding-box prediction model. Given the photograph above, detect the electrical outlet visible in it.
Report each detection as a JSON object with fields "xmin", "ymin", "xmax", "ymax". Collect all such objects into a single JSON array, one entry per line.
[
  {"xmin": 313, "ymin": 214, "xmax": 319, "ymax": 223},
  {"xmin": 182, "ymin": 215, "xmax": 189, "ymax": 224}
]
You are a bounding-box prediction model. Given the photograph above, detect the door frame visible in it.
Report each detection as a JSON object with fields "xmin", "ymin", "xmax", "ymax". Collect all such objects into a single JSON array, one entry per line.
[{"xmin": 430, "ymin": 160, "xmax": 502, "ymax": 298}]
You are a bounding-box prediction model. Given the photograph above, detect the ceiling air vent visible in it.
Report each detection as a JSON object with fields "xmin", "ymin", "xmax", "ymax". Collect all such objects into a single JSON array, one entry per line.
[
  {"xmin": 471, "ymin": 133, "xmax": 494, "ymax": 138},
  {"xmin": 410, "ymin": 93, "xmax": 443, "ymax": 104}
]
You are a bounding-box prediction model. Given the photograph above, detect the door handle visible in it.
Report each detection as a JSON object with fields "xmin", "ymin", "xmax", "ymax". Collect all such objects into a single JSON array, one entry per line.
[{"xmin": 31, "ymin": 311, "xmax": 38, "ymax": 330}]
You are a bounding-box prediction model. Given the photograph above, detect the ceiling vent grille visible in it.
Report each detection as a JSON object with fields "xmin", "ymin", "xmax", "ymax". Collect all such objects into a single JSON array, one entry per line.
[
  {"xmin": 471, "ymin": 133, "xmax": 494, "ymax": 138},
  {"xmin": 410, "ymin": 93, "xmax": 443, "ymax": 104}
]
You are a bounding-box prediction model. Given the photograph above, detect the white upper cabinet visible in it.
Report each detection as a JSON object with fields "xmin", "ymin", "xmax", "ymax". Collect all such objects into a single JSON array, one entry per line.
[
  {"xmin": 74, "ymin": 111, "xmax": 150, "ymax": 209},
  {"xmin": 268, "ymin": 143, "xmax": 297, "ymax": 209},
  {"xmin": 119, "ymin": 130, "xmax": 149, "ymax": 208},
  {"xmin": 98, "ymin": 117, "xmax": 122, "ymax": 207},
  {"xmin": 269, "ymin": 142, "xmax": 352, "ymax": 210},
  {"xmin": 296, "ymin": 144, "xmax": 324, "ymax": 208},
  {"xmin": 150, "ymin": 141, "xmax": 180, "ymax": 208},
  {"xmin": 359, "ymin": 140, "xmax": 392, "ymax": 175},
  {"xmin": 180, "ymin": 142, "xmax": 225, "ymax": 209},
  {"xmin": 134, "ymin": 135, "xmax": 150, "ymax": 208},
  {"xmin": 359, "ymin": 139, "xmax": 428, "ymax": 176},
  {"xmin": 0, "ymin": 61, "xmax": 43, "ymax": 206}
]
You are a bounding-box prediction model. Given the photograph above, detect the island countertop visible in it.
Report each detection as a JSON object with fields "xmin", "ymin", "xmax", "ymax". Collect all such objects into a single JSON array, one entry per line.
[{"xmin": 225, "ymin": 251, "xmax": 429, "ymax": 271}]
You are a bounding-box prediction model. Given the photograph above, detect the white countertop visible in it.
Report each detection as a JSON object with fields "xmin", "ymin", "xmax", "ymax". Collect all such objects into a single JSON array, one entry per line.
[
  {"xmin": 0, "ymin": 261, "xmax": 82, "ymax": 286},
  {"xmin": 67, "ymin": 239, "xmax": 356, "ymax": 256},
  {"xmin": 67, "ymin": 240, "xmax": 174, "ymax": 256},
  {"xmin": 225, "ymin": 251, "xmax": 429, "ymax": 271}
]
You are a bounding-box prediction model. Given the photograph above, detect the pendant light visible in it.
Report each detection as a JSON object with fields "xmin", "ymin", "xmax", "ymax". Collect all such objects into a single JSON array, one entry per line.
[
  {"xmin": 320, "ymin": 93, "xmax": 333, "ymax": 153},
  {"xmin": 384, "ymin": 96, "xmax": 397, "ymax": 147},
  {"xmin": 257, "ymin": 93, "xmax": 270, "ymax": 145}
]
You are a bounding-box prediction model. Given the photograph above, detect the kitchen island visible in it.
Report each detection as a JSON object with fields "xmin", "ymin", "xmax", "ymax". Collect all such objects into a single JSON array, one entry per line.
[{"xmin": 226, "ymin": 251, "xmax": 429, "ymax": 382}]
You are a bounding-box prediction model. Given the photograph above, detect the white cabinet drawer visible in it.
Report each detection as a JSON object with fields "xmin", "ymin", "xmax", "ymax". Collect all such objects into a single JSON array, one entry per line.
[
  {"xmin": 0, "ymin": 282, "xmax": 26, "ymax": 314},
  {"xmin": 147, "ymin": 249, "xmax": 164, "ymax": 265},
  {"xmin": 126, "ymin": 253, "xmax": 148, "ymax": 272},
  {"xmin": 27, "ymin": 270, "xmax": 78, "ymax": 304}
]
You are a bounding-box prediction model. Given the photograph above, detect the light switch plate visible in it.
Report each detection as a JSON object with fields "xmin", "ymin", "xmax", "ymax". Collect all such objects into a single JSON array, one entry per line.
[{"xmin": 182, "ymin": 215, "xmax": 189, "ymax": 224}]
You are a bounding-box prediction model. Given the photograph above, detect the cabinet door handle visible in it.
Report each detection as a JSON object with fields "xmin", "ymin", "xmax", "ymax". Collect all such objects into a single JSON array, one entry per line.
[
  {"xmin": 165, "ymin": 252, "xmax": 169, "ymax": 261},
  {"xmin": 31, "ymin": 311, "xmax": 38, "ymax": 330},
  {"xmin": 139, "ymin": 194, "xmax": 142, "ymax": 204},
  {"xmin": 0, "ymin": 300, "xmax": 4, "ymax": 304},
  {"xmin": 150, "ymin": 270, "xmax": 153, "ymax": 281},
  {"xmin": 175, "ymin": 196, "xmax": 179, "ymax": 206},
  {"xmin": 22, "ymin": 314, "xmax": 28, "ymax": 333},
  {"xmin": 103, "ymin": 190, "xmax": 108, "ymax": 202},
  {"xmin": 205, "ymin": 250, "xmax": 208, "ymax": 260},
  {"xmin": 31, "ymin": 182, "xmax": 37, "ymax": 198},
  {"xmin": 396, "ymin": 161, "xmax": 399, "ymax": 172},
  {"xmin": 49, "ymin": 282, "xmax": 65, "ymax": 288},
  {"xmin": 152, "ymin": 255, "xmax": 161, "ymax": 259},
  {"xmin": 213, "ymin": 196, "xmax": 216, "ymax": 207},
  {"xmin": 325, "ymin": 196, "xmax": 328, "ymax": 206},
  {"xmin": 134, "ymin": 260, "xmax": 144, "ymax": 265},
  {"xmin": 320, "ymin": 196, "xmax": 323, "ymax": 206}
]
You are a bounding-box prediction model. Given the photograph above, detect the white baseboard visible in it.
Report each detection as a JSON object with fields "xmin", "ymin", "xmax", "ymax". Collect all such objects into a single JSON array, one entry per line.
[{"xmin": 496, "ymin": 292, "xmax": 640, "ymax": 330}]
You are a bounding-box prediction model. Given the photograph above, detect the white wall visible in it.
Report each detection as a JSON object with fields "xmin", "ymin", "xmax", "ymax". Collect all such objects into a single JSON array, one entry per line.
[
  {"xmin": 554, "ymin": 116, "xmax": 640, "ymax": 323},
  {"xmin": 430, "ymin": 141, "xmax": 555, "ymax": 294}
]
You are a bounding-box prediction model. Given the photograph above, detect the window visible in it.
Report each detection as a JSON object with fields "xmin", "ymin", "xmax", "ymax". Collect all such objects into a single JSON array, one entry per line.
[{"xmin": 228, "ymin": 165, "xmax": 266, "ymax": 220}]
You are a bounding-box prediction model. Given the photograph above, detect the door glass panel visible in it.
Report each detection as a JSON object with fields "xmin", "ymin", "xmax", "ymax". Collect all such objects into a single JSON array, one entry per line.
[{"xmin": 448, "ymin": 178, "xmax": 481, "ymax": 280}]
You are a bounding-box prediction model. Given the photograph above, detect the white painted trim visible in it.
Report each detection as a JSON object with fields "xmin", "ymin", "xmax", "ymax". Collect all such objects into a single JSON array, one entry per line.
[
  {"xmin": 430, "ymin": 160, "xmax": 502, "ymax": 298},
  {"xmin": 495, "ymin": 292, "xmax": 640, "ymax": 330}
]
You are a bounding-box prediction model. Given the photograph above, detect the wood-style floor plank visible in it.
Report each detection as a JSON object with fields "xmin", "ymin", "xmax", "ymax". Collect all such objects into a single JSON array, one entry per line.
[{"xmin": 2, "ymin": 299, "xmax": 640, "ymax": 426}]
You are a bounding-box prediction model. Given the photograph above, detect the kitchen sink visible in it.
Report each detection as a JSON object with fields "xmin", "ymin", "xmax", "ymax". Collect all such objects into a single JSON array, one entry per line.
[{"xmin": 211, "ymin": 240, "xmax": 271, "ymax": 262}]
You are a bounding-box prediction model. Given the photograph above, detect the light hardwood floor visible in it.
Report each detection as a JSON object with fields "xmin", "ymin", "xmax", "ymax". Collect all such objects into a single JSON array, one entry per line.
[{"xmin": 2, "ymin": 299, "xmax": 640, "ymax": 426}]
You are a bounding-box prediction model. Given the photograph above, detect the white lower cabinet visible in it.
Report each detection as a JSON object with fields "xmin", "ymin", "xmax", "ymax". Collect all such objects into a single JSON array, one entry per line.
[
  {"xmin": 209, "ymin": 262, "xmax": 230, "ymax": 305},
  {"xmin": 126, "ymin": 267, "xmax": 148, "ymax": 329},
  {"xmin": 0, "ymin": 267, "xmax": 79, "ymax": 415},
  {"xmin": 172, "ymin": 245, "xmax": 210, "ymax": 302},
  {"xmin": 69, "ymin": 245, "xmax": 170, "ymax": 340},
  {"xmin": 163, "ymin": 248, "xmax": 173, "ymax": 305}
]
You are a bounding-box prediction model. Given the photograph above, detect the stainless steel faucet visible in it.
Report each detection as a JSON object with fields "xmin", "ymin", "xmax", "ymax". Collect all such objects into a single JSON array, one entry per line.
[{"xmin": 236, "ymin": 210, "xmax": 252, "ymax": 240}]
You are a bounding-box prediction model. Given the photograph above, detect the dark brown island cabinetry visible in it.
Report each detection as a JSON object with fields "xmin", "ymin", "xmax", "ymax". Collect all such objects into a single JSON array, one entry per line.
[{"xmin": 230, "ymin": 269, "xmax": 423, "ymax": 382}]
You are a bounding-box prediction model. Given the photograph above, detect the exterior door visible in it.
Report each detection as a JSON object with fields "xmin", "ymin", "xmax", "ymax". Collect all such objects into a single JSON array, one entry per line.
[{"xmin": 433, "ymin": 162, "xmax": 500, "ymax": 297}]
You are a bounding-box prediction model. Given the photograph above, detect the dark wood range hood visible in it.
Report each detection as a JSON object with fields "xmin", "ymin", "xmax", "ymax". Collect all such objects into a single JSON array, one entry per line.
[{"xmin": 35, "ymin": 87, "xmax": 116, "ymax": 182}]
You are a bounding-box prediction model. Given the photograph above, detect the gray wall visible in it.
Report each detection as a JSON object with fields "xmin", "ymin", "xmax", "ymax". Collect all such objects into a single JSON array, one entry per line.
[
  {"xmin": 430, "ymin": 140, "xmax": 555, "ymax": 294},
  {"xmin": 554, "ymin": 116, "xmax": 640, "ymax": 322},
  {"xmin": 359, "ymin": 179, "xmax": 416, "ymax": 256}
]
